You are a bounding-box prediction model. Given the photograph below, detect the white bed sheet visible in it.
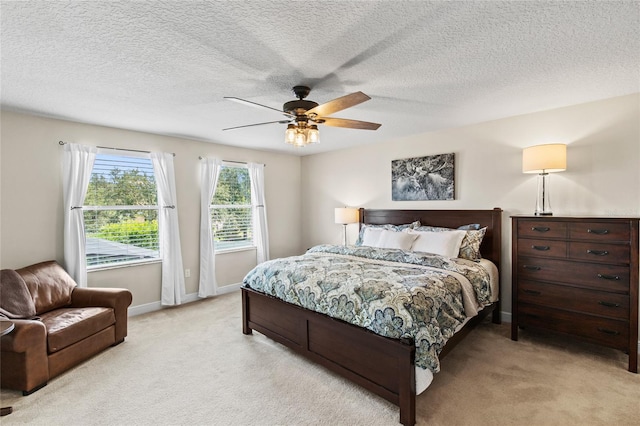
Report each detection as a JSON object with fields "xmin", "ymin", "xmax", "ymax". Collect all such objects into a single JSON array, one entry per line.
[{"xmin": 416, "ymin": 258, "xmax": 499, "ymax": 395}]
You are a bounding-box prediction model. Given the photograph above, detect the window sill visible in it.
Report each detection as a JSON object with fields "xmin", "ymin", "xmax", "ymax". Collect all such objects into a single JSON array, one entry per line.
[
  {"xmin": 215, "ymin": 246, "xmax": 257, "ymax": 255},
  {"xmin": 87, "ymin": 258, "xmax": 162, "ymax": 273}
]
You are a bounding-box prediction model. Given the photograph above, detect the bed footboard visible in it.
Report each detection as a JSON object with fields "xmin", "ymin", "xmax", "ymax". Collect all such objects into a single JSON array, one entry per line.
[{"xmin": 242, "ymin": 287, "xmax": 416, "ymax": 426}]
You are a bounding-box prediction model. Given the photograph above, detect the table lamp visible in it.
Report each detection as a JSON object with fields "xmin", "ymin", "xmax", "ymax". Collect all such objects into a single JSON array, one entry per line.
[
  {"xmin": 334, "ymin": 207, "xmax": 360, "ymax": 246},
  {"xmin": 522, "ymin": 143, "xmax": 566, "ymax": 216}
]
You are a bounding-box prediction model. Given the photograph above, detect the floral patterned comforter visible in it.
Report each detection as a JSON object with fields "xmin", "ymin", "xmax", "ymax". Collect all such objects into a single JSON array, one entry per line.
[{"xmin": 242, "ymin": 244, "xmax": 493, "ymax": 372}]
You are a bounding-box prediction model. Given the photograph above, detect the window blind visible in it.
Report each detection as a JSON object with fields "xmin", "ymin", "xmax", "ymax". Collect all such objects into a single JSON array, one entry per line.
[{"xmin": 84, "ymin": 153, "xmax": 160, "ymax": 267}]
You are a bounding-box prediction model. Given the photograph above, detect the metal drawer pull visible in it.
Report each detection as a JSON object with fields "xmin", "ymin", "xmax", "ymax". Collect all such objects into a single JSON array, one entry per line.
[
  {"xmin": 597, "ymin": 273, "xmax": 620, "ymax": 280},
  {"xmin": 523, "ymin": 265, "xmax": 541, "ymax": 270},
  {"xmin": 587, "ymin": 228, "xmax": 609, "ymax": 235},
  {"xmin": 598, "ymin": 301, "xmax": 620, "ymax": 308},
  {"xmin": 531, "ymin": 226, "xmax": 550, "ymax": 232},
  {"xmin": 587, "ymin": 249, "xmax": 609, "ymax": 256},
  {"xmin": 597, "ymin": 327, "xmax": 620, "ymax": 336},
  {"xmin": 532, "ymin": 245, "xmax": 550, "ymax": 251},
  {"xmin": 523, "ymin": 289, "xmax": 541, "ymax": 295}
]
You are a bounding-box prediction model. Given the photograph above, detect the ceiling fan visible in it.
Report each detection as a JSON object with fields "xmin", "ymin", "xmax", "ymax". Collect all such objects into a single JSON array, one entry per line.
[{"xmin": 223, "ymin": 85, "xmax": 381, "ymax": 147}]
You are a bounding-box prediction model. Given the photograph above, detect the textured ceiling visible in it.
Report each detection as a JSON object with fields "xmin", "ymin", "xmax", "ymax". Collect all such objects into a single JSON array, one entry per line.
[{"xmin": 1, "ymin": 1, "xmax": 639, "ymax": 156}]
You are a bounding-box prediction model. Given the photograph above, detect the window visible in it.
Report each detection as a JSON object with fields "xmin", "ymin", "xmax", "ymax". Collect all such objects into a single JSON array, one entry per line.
[
  {"xmin": 211, "ymin": 165, "xmax": 253, "ymax": 251},
  {"xmin": 83, "ymin": 152, "xmax": 160, "ymax": 268}
]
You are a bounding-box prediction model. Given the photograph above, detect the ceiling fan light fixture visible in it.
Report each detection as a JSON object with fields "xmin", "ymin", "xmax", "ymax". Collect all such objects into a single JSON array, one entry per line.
[
  {"xmin": 284, "ymin": 122, "xmax": 319, "ymax": 147},
  {"xmin": 285, "ymin": 124, "xmax": 296, "ymax": 144},
  {"xmin": 307, "ymin": 125, "xmax": 320, "ymax": 144},
  {"xmin": 294, "ymin": 129, "xmax": 307, "ymax": 147}
]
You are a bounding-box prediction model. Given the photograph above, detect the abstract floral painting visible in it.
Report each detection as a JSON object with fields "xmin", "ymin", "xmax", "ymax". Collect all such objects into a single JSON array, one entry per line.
[{"xmin": 391, "ymin": 153, "xmax": 455, "ymax": 201}]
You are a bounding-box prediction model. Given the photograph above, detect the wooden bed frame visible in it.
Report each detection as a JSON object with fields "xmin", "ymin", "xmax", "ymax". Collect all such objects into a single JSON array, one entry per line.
[{"xmin": 242, "ymin": 208, "xmax": 502, "ymax": 426}]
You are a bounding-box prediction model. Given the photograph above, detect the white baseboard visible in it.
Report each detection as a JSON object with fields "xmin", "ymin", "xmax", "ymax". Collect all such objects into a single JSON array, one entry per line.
[
  {"xmin": 128, "ymin": 297, "xmax": 640, "ymax": 352},
  {"xmin": 127, "ymin": 282, "xmax": 242, "ymax": 317},
  {"xmin": 216, "ymin": 282, "xmax": 243, "ymax": 295}
]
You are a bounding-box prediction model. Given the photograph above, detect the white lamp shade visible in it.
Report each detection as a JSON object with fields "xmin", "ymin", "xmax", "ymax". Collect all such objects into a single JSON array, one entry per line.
[
  {"xmin": 334, "ymin": 207, "xmax": 359, "ymax": 224},
  {"xmin": 522, "ymin": 144, "xmax": 567, "ymax": 173}
]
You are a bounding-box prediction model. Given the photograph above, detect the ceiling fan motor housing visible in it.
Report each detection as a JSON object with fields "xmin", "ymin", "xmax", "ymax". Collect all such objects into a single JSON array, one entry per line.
[
  {"xmin": 283, "ymin": 85, "xmax": 318, "ymax": 116},
  {"xmin": 283, "ymin": 99, "xmax": 319, "ymax": 115}
]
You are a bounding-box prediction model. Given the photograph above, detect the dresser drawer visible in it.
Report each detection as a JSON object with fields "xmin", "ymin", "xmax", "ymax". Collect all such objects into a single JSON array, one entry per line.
[
  {"xmin": 568, "ymin": 241, "xmax": 630, "ymax": 264},
  {"xmin": 518, "ymin": 303, "xmax": 629, "ymax": 350},
  {"xmin": 518, "ymin": 256, "xmax": 629, "ymax": 293},
  {"xmin": 517, "ymin": 220, "xmax": 566, "ymax": 239},
  {"xmin": 568, "ymin": 222, "xmax": 630, "ymax": 241},
  {"xmin": 517, "ymin": 239, "xmax": 567, "ymax": 259},
  {"xmin": 518, "ymin": 280, "xmax": 630, "ymax": 320}
]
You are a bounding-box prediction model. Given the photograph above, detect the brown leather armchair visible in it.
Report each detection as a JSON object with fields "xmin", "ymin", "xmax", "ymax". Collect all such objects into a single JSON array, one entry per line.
[{"xmin": 0, "ymin": 261, "xmax": 132, "ymax": 395}]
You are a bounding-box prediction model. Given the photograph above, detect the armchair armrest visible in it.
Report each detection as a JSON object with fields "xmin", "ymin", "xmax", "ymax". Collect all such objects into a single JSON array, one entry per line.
[
  {"xmin": 71, "ymin": 287, "xmax": 133, "ymax": 343},
  {"xmin": 1, "ymin": 319, "xmax": 46, "ymax": 353},
  {"xmin": 70, "ymin": 287, "xmax": 132, "ymax": 310},
  {"xmin": 1, "ymin": 320, "xmax": 49, "ymax": 394}
]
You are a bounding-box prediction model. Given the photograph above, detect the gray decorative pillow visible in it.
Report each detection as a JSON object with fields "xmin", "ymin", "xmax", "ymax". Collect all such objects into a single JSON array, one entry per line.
[
  {"xmin": 458, "ymin": 227, "xmax": 486, "ymax": 260},
  {"xmin": 457, "ymin": 223, "xmax": 480, "ymax": 230}
]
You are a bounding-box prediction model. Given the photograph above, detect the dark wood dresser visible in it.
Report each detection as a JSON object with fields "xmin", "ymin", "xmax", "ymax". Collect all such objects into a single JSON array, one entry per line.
[{"xmin": 511, "ymin": 216, "xmax": 639, "ymax": 372}]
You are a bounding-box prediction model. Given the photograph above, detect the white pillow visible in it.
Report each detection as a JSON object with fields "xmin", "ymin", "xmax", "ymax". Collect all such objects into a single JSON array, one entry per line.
[
  {"xmin": 375, "ymin": 230, "xmax": 418, "ymax": 250},
  {"xmin": 409, "ymin": 229, "xmax": 466, "ymax": 258},
  {"xmin": 361, "ymin": 227, "xmax": 385, "ymax": 247}
]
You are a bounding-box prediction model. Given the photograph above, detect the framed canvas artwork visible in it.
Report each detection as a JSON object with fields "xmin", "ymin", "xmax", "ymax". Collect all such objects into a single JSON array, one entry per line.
[{"xmin": 391, "ymin": 153, "xmax": 455, "ymax": 201}]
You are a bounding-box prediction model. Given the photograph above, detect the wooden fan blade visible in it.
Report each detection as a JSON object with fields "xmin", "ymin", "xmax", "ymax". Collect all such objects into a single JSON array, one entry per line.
[
  {"xmin": 318, "ymin": 117, "xmax": 381, "ymax": 130},
  {"xmin": 223, "ymin": 120, "xmax": 292, "ymax": 131},
  {"xmin": 306, "ymin": 91, "xmax": 371, "ymax": 117},
  {"xmin": 224, "ymin": 97, "xmax": 295, "ymax": 118}
]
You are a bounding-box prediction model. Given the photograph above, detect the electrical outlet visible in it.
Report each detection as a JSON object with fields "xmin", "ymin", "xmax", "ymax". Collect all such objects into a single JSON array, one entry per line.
[{"xmin": 184, "ymin": 268, "xmax": 191, "ymax": 278}]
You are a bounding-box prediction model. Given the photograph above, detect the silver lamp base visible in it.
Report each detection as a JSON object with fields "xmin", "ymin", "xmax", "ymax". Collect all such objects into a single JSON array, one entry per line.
[
  {"xmin": 534, "ymin": 173, "xmax": 553, "ymax": 216},
  {"xmin": 342, "ymin": 224, "xmax": 348, "ymax": 246}
]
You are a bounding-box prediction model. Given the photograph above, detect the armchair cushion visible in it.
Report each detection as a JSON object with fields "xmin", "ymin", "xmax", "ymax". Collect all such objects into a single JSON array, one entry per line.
[
  {"xmin": 0, "ymin": 269, "xmax": 36, "ymax": 319},
  {"xmin": 16, "ymin": 261, "xmax": 76, "ymax": 315},
  {"xmin": 40, "ymin": 307, "xmax": 115, "ymax": 353}
]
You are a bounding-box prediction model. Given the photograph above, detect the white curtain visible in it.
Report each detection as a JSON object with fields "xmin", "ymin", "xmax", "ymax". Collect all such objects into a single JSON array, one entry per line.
[
  {"xmin": 151, "ymin": 152, "xmax": 185, "ymax": 306},
  {"xmin": 62, "ymin": 143, "xmax": 97, "ymax": 287},
  {"xmin": 198, "ymin": 158, "xmax": 222, "ymax": 297},
  {"xmin": 248, "ymin": 162, "xmax": 269, "ymax": 264}
]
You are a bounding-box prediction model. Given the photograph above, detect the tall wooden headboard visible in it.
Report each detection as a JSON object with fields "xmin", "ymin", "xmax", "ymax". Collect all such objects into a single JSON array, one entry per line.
[{"xmin": 361, "ymin": 208, "xmax": 503, "ymax": 271}]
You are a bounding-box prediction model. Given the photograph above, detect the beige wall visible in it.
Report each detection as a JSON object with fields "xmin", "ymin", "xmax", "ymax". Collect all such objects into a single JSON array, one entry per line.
[
  {"xmin": 301, "ymin": 93, "xmax": 640, "ymax": 318},
  {"xmin": 0, "ymin": 111, "xmax": 302, "ymax": 307},
  {"xmin": 2, "ymin": 93, "xmax": 638, "ymax": 317}
]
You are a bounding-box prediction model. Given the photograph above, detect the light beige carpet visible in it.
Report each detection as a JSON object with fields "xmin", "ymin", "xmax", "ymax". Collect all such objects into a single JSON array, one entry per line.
[{"xmin": 1, "ymin": 291, "xmax": 638, "ymax": 425}]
